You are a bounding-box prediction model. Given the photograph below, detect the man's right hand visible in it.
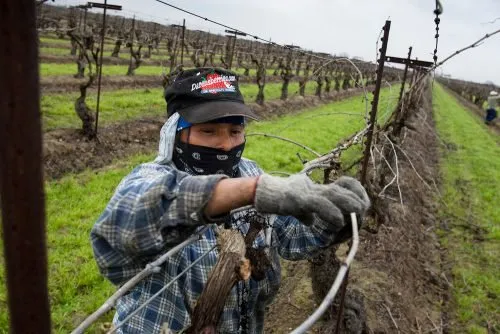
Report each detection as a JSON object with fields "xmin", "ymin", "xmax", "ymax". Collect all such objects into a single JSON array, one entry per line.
[{"xmin": 254, "ymin": 174, "xmax": 370, "ymax": 229}]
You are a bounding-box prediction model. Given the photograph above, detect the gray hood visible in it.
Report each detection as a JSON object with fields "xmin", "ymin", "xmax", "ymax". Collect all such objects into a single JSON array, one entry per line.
[{"xmin": 154, "ymin": 112, "xmax": 180, "ymax": 165}]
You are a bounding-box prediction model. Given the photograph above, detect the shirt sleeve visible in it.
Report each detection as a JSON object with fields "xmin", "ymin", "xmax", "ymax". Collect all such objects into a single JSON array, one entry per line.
[
  {"xmin": 90, "ymin": 163, "xmax": 227, "ymax": 285},
  {"xmin": 272, "ymin": 214, "xmax": 348, "ymax": 261}
]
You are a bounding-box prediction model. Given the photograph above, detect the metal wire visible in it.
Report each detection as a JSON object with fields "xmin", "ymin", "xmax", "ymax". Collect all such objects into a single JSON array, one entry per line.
[
  {"xmin": 290, "ymin": 213, "xmax": 359, "ymax": 334},
  {"xmin": 71, "ymin": 225, "xmax": 210, "ymax": 334},
  {"xmin": 109, "ymin": 244, "xmax": 217, "ymax": 333},
  {"xmin": 151, "ymin": 0, "xmax": 335, "ymax": 62}
]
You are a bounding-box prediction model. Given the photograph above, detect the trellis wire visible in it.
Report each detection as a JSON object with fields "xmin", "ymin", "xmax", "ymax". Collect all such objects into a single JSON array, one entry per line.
[
  {"xmin": 108, "ymin": 244, "xmax": 217, "ymax": 333},
  {"xmin": 71, "ymin": 225, "xmax": 210, "ymax": 334},
  {"xmin": 290, "ymin": 213, "xmax": 359, "ymax": 334}
]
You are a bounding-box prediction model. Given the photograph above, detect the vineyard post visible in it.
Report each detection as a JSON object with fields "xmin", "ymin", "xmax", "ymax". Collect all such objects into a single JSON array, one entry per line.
[
  {"xmin": 398, "ymin": 46, "xmax": 413, "ymax": 104},
  {"xmin": 95, "ymin": 0, "xmax": 107, "ymax": 138},
  {"xmin": 181, "ymin": 19, "xmax": 185, "ymax": 65},
  {"xmin": 0, "ymin": 0, "xmax": 51, "ymax": 332},
  {"xmin": 360, "ymin": 20, "xmax": 391, "ymax": 186},
  {"xmin": 224, "ymin": 29, "xmax": 246, "ymax": 69},
  {"xmin": 88, "ymin": 1, "xmax": 122, "ymax": 137},
  {"xmin": 76, "ymin": 4, "xmax": 90, "ymax": 34},
  {"xmin": 83, "ymin": 5, "xmax": 88, "ymax": 33}
]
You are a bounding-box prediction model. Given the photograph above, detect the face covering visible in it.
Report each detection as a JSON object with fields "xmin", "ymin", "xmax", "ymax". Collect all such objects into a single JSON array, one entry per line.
[{"xmin": 172, "ymin": 138, "xmax": 245, "ymax": 177}]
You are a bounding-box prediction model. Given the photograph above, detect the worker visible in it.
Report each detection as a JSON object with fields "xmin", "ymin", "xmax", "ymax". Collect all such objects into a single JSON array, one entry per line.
[
  {"xmin": 91, "ymin": 67, "xmax": 370, "ymax": 333},
  {"xmin": 485, "ymin": 90, "xmax": 499, "ymax": 125}
]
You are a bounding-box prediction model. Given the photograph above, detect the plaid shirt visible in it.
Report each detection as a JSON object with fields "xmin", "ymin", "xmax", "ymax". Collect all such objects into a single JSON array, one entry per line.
[{"xmin": 91, "ymin": 159, "xmax": 339, "ymax": 333}]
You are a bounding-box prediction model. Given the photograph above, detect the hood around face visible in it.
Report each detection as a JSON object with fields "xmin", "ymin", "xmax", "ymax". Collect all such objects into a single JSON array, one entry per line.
[{"xmin": 154, "ymin": 112, "xmax": 180, "ymax": 165}]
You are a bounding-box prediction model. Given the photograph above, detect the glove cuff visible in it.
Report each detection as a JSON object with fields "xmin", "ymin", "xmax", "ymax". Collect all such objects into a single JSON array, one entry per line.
[{"xmin": 254, "ymin": 174, "xmax": 285, "ymax": 213}]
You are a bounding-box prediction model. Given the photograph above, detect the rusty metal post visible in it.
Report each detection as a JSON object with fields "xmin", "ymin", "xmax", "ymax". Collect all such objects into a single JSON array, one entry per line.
[
  {"xmin": 360, "ymin": 20, "xmax": 391, "ymax": 186},
  {"xmin": 0, "ymin": 1, "xmax": 51, "ymax": 333},
  {"xmin": 83, "ymin": 6, "xmax": 88, "ymax": 33},
  {"xmin": 398, "ymin": 46, "xmax": 412, "ymax": 104},
  {"xmin": 94, "ymin": 0, "xmax": 108, "ymax": 137},
  {"xmin": 181, "ymin": 19, "xmax": 185, "ymax": 66},
  {"xmin": 229, "ymin": 35, "xmax": 237, "ymax": 69},
  {"xmin": 129, "ymin": 15, "xmax": 136, "ymax": 70}
]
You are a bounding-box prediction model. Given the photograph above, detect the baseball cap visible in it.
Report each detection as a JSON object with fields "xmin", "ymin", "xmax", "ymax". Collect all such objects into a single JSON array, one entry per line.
[{"xmin": 164, "ymin": 67, "xmax": 259, "ymax": 123}]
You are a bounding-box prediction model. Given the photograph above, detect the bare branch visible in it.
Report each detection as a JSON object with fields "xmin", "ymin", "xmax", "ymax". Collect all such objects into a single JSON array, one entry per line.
[
  {"xmin": 246, "ymin": 132, "xmax": 321, "ymax": 157},
  {"xmin": 434, "ymin": 28, "xmax": 500, "ymax": 69},
  {"xmin": 304, "ymin": 126, "xmax": 368, "ymax": 168},
  {"xmin": 481, "ymin": 17, "xmax": 500, "ymax": 25},
  {"xmin": 382, "ymin": 134, "xmax": 404, "ymax": 209},
  {"xmin": 300, "ymin": 163, "xmax": 332, "ymax": 174},
  {"xmin": 383, "ymin": 304, "xmax": 400, "ymax": 331},
  {"xmin": 393, "ymin": 144, "xmax": 432, "ymax": 190},
  {"xmin": 268, "ymin": 171, "xmax": 292, "ymax": 176}
]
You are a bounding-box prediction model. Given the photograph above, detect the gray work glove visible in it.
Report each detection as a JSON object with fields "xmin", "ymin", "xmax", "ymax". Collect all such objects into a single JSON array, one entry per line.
[{"xmin": 254, "ymin": 174, "xmax": 370, "ymax": 230}]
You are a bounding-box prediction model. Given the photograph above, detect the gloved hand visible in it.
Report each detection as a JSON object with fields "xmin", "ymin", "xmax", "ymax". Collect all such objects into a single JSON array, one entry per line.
[{"xmin": 254, "ymin": 174, "xmax": 370, "ymax": 229}]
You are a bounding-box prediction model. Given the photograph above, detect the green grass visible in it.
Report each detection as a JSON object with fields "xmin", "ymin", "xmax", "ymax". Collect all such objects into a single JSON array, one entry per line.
[
  {"xmin": 245, "ymin": 87, "xmax": 397, "ymax": 174},
  {"xmin": 0, "ymin": 87, "xmax": 397, "ymax": 332},
  {"xmin": 40, "ymin": 62, "xmax": 279, "ymax": 77},
  {"xmin": 40, "ymin": 63, "xmax": 167, "ymax": 76},
  {"xmin": 433, "ymin": 84, "xmax": 500, "ymax": 333},
  {"xmin": 40, "ymin": 36, "xmax": 69, "ymax": 44},
  {"xmin": 40, "ymin": 47, "xmax": 168, "ymax": 60},
  {"xmin": 40, "ymin": 36, "xmax": 116, "ymax": 48},
  {"xmin": 41, "ymin": 81, "xmax": 322, "ymax": 130},
  {"xmin": 0, "ymin": 154, "xmax": 153, "ymax": 332}
]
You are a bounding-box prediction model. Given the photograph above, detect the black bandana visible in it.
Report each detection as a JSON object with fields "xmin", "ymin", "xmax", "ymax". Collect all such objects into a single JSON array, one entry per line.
[{"xmin": 172, "ymin": 139, "xmax": 245, "ymax": 177}]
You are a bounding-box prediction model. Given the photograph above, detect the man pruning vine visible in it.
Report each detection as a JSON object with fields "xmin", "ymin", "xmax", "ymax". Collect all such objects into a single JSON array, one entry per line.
[{"xmin": 91, "ymin": 67, "xmax": 370, "ymax": 333}]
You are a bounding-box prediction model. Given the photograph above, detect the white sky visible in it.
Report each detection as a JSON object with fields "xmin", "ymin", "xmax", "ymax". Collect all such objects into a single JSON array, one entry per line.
[{"xmin": 57, "ymin": 0, "xmax": 500, "ymax": 84}]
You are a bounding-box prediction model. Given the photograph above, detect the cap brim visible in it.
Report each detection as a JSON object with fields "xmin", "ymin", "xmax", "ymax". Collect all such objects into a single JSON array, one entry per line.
[{"xmin": 177, "ymin": 101, "xmax": 260, "ymax": 123}]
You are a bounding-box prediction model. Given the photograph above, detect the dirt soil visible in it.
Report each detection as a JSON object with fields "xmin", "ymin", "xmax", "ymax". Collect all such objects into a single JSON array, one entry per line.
[
  {"xmin": 264, "ymin": 86, "xmax": 447, "ymax": 333},
  {"xmin": 43, "ymin": 87, "xmax": 372, "ymax": 180},
  {"xmin": 43, "ymin": 118, "xmax": 163, "ymax": 180}
]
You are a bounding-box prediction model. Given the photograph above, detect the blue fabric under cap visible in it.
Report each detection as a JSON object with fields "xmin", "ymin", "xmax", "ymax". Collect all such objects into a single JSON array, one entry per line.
[{"xmin": 176, "ymin": 116, "xmax": 245, "ymax": 132}]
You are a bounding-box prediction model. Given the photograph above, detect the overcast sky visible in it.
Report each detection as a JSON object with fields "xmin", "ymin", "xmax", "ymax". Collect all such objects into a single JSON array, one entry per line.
[{"xmin": 58, "ymin": 0, "xmax": 500, "ymax": 84}]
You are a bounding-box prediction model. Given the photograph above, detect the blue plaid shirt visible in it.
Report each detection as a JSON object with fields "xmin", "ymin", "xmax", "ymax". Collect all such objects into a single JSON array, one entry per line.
[{"xmin": 91, "ymin": 158, "xmax": 340, "ymax": 333}]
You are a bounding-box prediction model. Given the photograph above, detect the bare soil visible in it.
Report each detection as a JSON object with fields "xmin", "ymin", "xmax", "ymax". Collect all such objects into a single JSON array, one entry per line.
[{"xmin": 43, "ymin": 118, "xmax": 163, "ymax": 180}]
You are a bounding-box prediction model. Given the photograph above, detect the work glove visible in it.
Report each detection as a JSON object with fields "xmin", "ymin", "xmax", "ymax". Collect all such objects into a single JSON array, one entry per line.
[{"xmin": 254, "ymin": 174, "xmax": 370, "ymax": 230}]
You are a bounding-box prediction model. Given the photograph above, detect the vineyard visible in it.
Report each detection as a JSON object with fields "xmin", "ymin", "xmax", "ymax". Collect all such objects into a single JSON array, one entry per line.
[{"xmin": 1, "ymin": 1, "xmax": 499, "ymax": 334}]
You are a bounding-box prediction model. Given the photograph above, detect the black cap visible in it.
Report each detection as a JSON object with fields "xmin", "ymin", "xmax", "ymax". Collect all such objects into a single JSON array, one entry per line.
[{"xmin": 164, "ymin": 67, "xmax": 259, "ymax": 123}]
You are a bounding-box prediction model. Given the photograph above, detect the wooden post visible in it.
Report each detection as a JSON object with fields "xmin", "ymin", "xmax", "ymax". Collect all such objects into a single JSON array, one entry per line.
[{"xmin": 0, "ymin": 1, "xmax": 51, "ymax": 332}]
